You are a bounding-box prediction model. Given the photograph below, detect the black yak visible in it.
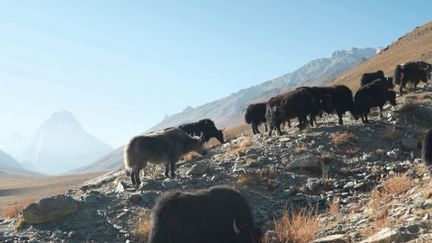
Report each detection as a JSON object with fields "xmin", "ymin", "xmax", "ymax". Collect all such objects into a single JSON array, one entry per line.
[
  {"xmin": 422, "ymin": 128, "xmax": 432, "ymax": 166},
  {"xmin": 360, "ymin": 70, "xmax": 385, "ymax": 86},
  {"xmin": 245, "ymin": 103, "xmax": 267, "ymax": 134},
  {"xmin": 179, "ymin": 119, "xmax": 224, "ymax": 144},
  {"xmin": 148, "ymin": 186, "xmax": 262, "ymax": 243},
  {"xmin": 394, "ymin": 61, "xmax": 431, "ymax": 95},
  {"xmin": 124, "ymin": 128, "xmax": 207, "ymax": 186},
  {"xmin": 354, "ymin": 80, "xmax": 397, "ymax": 123}
]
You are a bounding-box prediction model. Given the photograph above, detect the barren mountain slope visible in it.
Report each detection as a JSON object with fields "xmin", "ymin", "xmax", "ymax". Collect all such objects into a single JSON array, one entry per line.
[{"xmin": 331, "ymin": 21, "xmax": 432, "ymax": 91}]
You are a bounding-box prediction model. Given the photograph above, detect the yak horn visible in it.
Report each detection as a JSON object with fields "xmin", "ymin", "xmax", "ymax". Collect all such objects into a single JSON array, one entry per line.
[
  {"xmin": 419, "ymin": 63, "xmax": 430, "ymax": 70},
  {"xmin": 233, "ymin": 219, "xmax": 241, "ymax": 234}
]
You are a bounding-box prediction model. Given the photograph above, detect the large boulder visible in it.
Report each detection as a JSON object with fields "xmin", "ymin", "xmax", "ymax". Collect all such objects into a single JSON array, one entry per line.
[
  {"xmin": 360, "ymin": 228, "xmax": 400, "ymax": 243},
  {"xmin": 23, "ymin": 195, "xmax": 81, "ymax": 224}
]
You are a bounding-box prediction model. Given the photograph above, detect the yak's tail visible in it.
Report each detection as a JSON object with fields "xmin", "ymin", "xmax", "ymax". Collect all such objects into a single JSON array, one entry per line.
[{"xmin": 394, "ymin": 64, "xmax": 403, "ymax": 85}]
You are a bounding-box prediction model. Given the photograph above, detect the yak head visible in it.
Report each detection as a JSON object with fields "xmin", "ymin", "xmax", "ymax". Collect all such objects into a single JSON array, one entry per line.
[
  {"xmin": 387, "ymin": 91, "xmax": 397, "ymax": 106},
  {"xmin": 233, "ymin": 219, "xmax": 262, "ymax": 243},
  {"xmin": 215, "ymin": 128, "xmax": 225, "ymax": 144}
]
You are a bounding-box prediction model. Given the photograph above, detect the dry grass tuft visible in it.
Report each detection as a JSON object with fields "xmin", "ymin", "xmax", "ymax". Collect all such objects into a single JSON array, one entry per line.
[
  {"xmin": 227, "ymin": 137, "xmax": 253, "ymax": 156},
  {"xmin": 205, "ymin": 139, "xmax": 221, "ymax": 148},
  {"xmin": 398, "ymin": 102, "xmax": 420, "ymax": 113},
  {"xmin": 137, "ymin": 213, "xmax": 152, "ymax": 239},
  {"xmin": 423, "ymin": 190, "xmax": 432, "ymax": 200},
  {"xmin": 14, "ymin": 219, "xmax": 26, "ymax": 231},
  {"xmin": 224, "ymin": 124, "xmax": 251, "ymax": 141},
  {"xmin": 329, "ymin": 199, "xmax": 340, "ymax": 216},
  {"xmin": 293, "ymin": 145, "xmax": 308, "ymax": 154},
  {"xmin": 236, "ymin": 173, "xmax": 255, "ymax": 187},
  {"xmin": 2, "ymin": 198, "xmax": 34, "ymax": 218},
  {"xmin": 183, "ymin": 151, "xmax": 202, "ymax": 162},
  {"xmin": 320, "ymin": 152, "xmax": 334, "ymax": 163},
  {"xmin": 273, "ymin": 208, "xmax": 319, "ymax": 243},
  {"xmin": 418, "ymin": 93, "xmax": 432, "ymax": 100},
  {"xmin": 363, "ymin": 189, "xmax": 391, "ymax": 237},
  {"xmin": 330, "ymin": 131, "xmax": 358, "ymax": 148},
  {"xmin": 381, "ymin": 174, "xmax": 413, "ymax": 195},
  {"xmin": 381, "ymin": 126, "xmax": 403, "ymax": 141}
]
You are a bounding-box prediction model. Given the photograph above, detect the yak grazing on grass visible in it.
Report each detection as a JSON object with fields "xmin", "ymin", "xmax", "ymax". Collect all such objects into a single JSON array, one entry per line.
[
  {"xmin": 179, "ymin": 119, "xmax": 224, "ymax": 144},
  {"xmin": 124, "ymin": 128, "xmax": 207, "ymax": 186},
  {"xmin": 148, "ymin": 186, "xmax": 262, "ymax": 243},
  {"xmin": 394, "ymin": 61, "xmax": 431, "ymax": 96}
]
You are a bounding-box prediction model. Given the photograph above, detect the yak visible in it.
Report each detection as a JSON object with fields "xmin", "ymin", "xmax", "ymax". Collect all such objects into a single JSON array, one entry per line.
[
  {"xmin": 179, "ymin": 119, "xmax": 224, "ymax": 144},
  {"xmin": 354, "ymin": 80, "xmax": 397, "ymax": 124},
  {"xmin": 124, "ymin": 128, "xmax": 207, "ymax": 186},
  {"xmin": 245, "ymin": 103, "xmax": 267, "ymax": 134},
  {"xmin": 266, "ymin": 88, "xmax": 321, "ymax": 135},
  {"xmin": 422, "ymin": 128, "xmax": 432, "ymax": 166},
  {"xmin": 148, "ymin": 186, "xmax": 262, "ymax": 243},
  {"xmin": 394, "ymin": 61, "xmax": 431, "ymax": 95},
  {"xmin": 360, "ymin": 70, "xmax": 386, "ymax": 86}
]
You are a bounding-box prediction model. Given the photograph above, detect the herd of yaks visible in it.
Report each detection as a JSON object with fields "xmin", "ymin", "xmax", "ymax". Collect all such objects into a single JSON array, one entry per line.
[{"xmin": 124, "ymin": 60, "xmax": 432, "ymax": 243}]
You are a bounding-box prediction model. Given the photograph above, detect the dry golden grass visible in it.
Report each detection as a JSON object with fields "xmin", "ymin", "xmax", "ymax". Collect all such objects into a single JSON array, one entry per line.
[
  {"xmin": 137, "ymin": 213, "xmax": 152, "ymax": 239},
  {"xmin": 330, "ymin": 131, "xmax": 358, "ymax": 148},
  {"xmin": 226, "ymin": 137, "xmax": 253, "ymax": 156},
  {"xmin": 398, "ymin": 102, "xmax": 420, "ymax": 113},
  {"xmin": 381, "ymin": 126, "xmax": 403, "ymax": 141},
  {"xmin": 418, "ymin": 93, "xmax": 432, "ymax": 100},
  {"xmin": 320, "ymin": 152, "xmax": 334, "ymax": 163},
  {"xmin": 205, "ymin": 139, "xmax": 221, "ymax": 148},
  {"xmin": 224, "ymin": 124, "xmax": 252, "ymax": 142},
  {"xmin": 293, "ymin": 145, "xmax": 308, "ymax": 154},
  {"xmin": 2, "ymin": 198, "xmax": 34, "ymax": 218},
  {"xmin": 236, "ymin": 173, "xmax": 255, "ymax": 187},
  {"xmin": 381, "ymin": 174, "xmax": 413, "ymax": 195},
  {"xmin": 363, "ymin": 189, "xmax": 391, "ymax": 238},
  {"xmin": 14, "ymin": 219, "xmax": 26, "ymax": 231},
  {"xmin": 183, "ymin": 151, "xmax": 202, "ymax": 162},
  {"xmin": 331, "ymin": 21, "xmax": 432, "ymax": 91},
  {"xmin": 329, "ymin": 199, "xmax": 340, "ymax": 216},
  {"xmin": 273, "ymin": 209, "xmax": 319, "ymax": 243}
]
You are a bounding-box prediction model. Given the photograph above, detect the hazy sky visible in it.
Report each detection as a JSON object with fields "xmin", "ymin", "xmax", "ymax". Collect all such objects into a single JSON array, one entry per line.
[{"xmin": 0, "ymin": 1, "xmax": 431, "ymax": 147}]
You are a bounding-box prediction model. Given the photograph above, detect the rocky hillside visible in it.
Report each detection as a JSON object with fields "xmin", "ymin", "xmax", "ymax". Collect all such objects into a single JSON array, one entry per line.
[
  {"xmin": 2, "ymin": 90, "xmax": 432, "ymax": 242},
  {"xmin": 331, "ymin": 21, "xmax": 432, "ymax": 91},
  {"xmin": 150, "ymin": 47, "xmax": 378, "ymax": 131}
]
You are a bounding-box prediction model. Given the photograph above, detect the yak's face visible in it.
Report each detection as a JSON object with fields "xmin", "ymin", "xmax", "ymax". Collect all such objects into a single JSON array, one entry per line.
[{"xmin": 216, "ymin": 129, "xmax": 225, "ymax": 144}]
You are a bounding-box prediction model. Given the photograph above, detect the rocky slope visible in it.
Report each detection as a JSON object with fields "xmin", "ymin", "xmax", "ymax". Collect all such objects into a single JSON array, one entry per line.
[
  {"xmin": 2, "ymin": 90, "xmax": 432, "ymax": 242},
  {"xmin": 150, "ymin": 47, "xmax": 378, "ymax": 131},
  {"xmin": 331, "ymin": 21, "xmax": 432, "ymax": 91}
]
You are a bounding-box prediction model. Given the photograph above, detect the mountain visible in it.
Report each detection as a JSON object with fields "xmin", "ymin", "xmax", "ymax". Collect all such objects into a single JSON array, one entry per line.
[
  {"xmin": 73, "ymin": 47, "xmax": 378, "ymax": 174},
  {"xmin": 331, "ymin": 21, "xmax": 432, "ymax": 90},
  {"xmin": 23, "ymin": 110, "xmax": 113, "ymax": 175},
  {"xmin": 0, "ymin": 149, "xmax": 42, "ymax": 177},
  {"xmin": 148, "ymin": 47, "xmax": 378, "ymax": 131},
  {"xmin": 0, "ymin": 133, "xmax": 30, "ymax": 162}
]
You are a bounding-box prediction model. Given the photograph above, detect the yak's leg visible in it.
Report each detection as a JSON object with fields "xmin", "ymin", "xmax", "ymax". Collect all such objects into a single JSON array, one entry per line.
[
  {"xmin": 267, "ymin": 122, "xmax": 273, "ymax": 136},
  {"xmin": 379, "ymin": 106, "xmax": 384, "ymax": 118},
  {"xmin": 134, "ymin": 169, "xmax": 141, "ymax": 186},
  {"xmin": 130, "ymin": 170, "xmax": 136, "ymax": 186},
  {"xmin": 337, "ymin": 112, "xmax": 343, "ymax": 125},
  {"xmin": 287, "ymin": 120, "xmax": 291, "ymax": 128},
  {"xmin": 169, "ymin": 160, "xmax": 176, "ymax": 178},
  {"xmin": 252, "ymin": 122, "xmax": 258, "ymax": 134},
  {"xmin": 164, "ymin": 162, "xmax": 170, "ymax": 178},
  {"xmin": 276, "ymin": 122, "xmax": 283, "ymax": 135},
  {"xmin": 364, "ymin": 112, "xmax": 369, "ymax": 123},
  {"xmin": 264, "ymin": 123, "xmax": 268, "ymax": 132}
]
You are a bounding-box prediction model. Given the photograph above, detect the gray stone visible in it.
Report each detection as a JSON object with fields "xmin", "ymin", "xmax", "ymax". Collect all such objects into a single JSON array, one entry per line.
[
  {"xmin": 115, "ymin": 181, "xmax": 127, "ymax": 193},
  {"xmin": 68, "ymin": 231, "xmax": 79, "ymax": 239},
  {"xmin": 187, "ymin": 163, "xmax": 209, "ymax": 177},
  {"xmin": 128, "ymin": 194, "xmax": 142, "ymax": 204},
  {"xmin": 80, "ymin": 170, "xmax": 123, "ymax": 190},
  {"xmin": 82, "ymin": 192, "xmax": 99, "ymax": 204},
  {"xmin": 360, "ymin": 228, "xmax": 400, "ymax": 243},
  {"xmin": 401, "ymin": 137, "xmax": 418, "ymax": 150},
  {"xmin": 306, "ymin": 178, "xmax": 321, "ymax": 194},
  {"xmin": 23, "ymin": 195, "xmax": 80, "ymax": 224},
  {"xmin": 286, "ymin": 155, "xmax": 321, "ymax": 170},
  {"xmin": 162, "ymin": 178, "xmax": 179, "ymax": 189},
  {"xmin": 314, "ymin": 234, "xmax": 349, "ymax": 243}
]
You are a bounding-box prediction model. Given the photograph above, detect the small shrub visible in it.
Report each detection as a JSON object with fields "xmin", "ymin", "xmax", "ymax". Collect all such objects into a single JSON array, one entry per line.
[
  {"xmin": 273, "ymin": 208, "xmax": 319, "ymax": 243},
  {"xmin": 227, "ymin": 137, "xmax": 253, "ymax": 156},
  {"xmin": 320, "ymin": 152, "xmax": 334, "ymax": 163},
  {"xmin": 381, "ymin": 126, "xmax": 402, "ymax": 141},
  {"xmin": 236, "ymin": 173, "xmax": 255, "ymax": 187},
  {"xmin": 381, "ymin": 174, "xmax": 413, "ymax": 195},
  {"xmin": 14, "ymin": 219, "xmax": 26, "ymax": 231},
  {"xmin": 137, "ymin": 213, "xmax": 152, "ymax": 239},
  {"xmin": 329, "ymin": 199, "xmax": 340, "ymax": 216},
  {"xmin": 330, "ymin": 131, "xmax": 358, "ymax": 148},
  {"xmin": 2, "ymin": 199, "xmax": 34, "ymax": 218},
  {"xmin": 293, "ymin": 145, "xmax": 307, "ymax": 154}
]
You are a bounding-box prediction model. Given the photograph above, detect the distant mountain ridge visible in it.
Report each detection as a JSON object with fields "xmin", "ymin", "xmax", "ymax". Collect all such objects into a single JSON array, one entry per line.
[
  {"xmin": 0, "ymin": 149, "xmax": 42, "ymax": 177},
  {"xmin": 21, "ymin": 110, "xmax": 113, "ymax": 175},
  {"xmin": 72, "ymin": 47, "xmax": 378, "ymax": 174},
  {"xmin": 149, "ymin": 47, "xmax": 378, "ymax": 131}
]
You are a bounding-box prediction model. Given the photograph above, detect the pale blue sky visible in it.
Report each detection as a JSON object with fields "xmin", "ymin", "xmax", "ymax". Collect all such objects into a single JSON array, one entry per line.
[{"xmin": 0, "ymin": 1, "xmax": 431, "ymax": 147}]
